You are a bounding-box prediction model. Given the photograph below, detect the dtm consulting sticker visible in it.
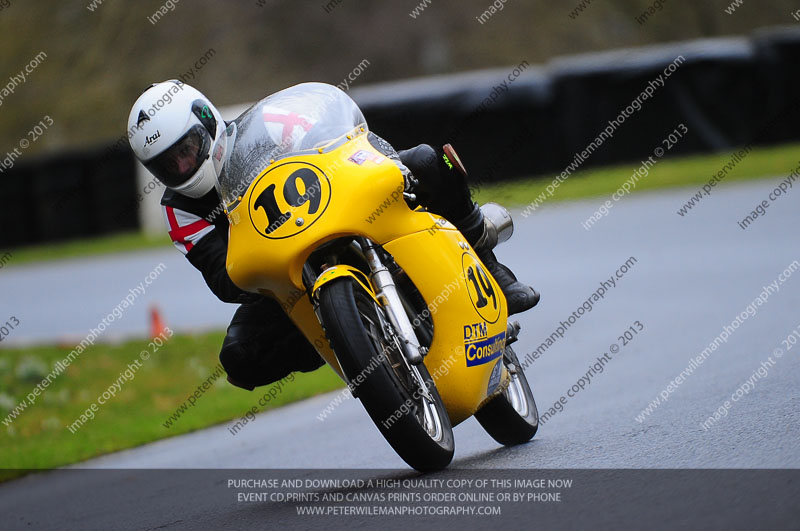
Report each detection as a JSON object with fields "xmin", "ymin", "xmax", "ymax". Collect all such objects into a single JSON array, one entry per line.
[{"xmin": 464, "ymin": 322, "xmax": 505, "ymax": 367}]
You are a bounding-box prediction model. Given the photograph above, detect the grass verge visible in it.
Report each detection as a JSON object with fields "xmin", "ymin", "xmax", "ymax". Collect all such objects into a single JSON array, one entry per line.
[
  {"xmin": 3, "ymin": 232, "xmax": 172, "ymax": 268},
  {"xmin": 472, "ymin": 142, "xmax": 800, "ymax": 208},
  {"xmin": 0, "ymin": 332, "xmax": 345, "ymax": 480}
]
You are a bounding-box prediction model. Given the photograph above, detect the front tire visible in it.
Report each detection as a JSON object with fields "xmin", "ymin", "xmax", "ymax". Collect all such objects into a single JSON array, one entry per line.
[
  {"xmin": 317, "ymin": 278, "xmax": 454, "ymax": 471},
  {"xmin": 474, "ymin": 345, "xmax": 538, "ymax": 445}
]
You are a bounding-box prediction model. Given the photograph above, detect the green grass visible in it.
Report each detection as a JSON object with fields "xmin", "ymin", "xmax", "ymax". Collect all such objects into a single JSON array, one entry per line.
[
  {"xmin": 4, "ymin": 142, "xmax": 799, "ymax": 267},
  {"xmin": 4, "ymin": 231, "xmax": 172, "ymax": 267},
  {"xmin": 473, "ymin": 142, "xmax": 800, "ymax": 207},
  {"xmin": 0, "ymin": 332, "xmax": 345, "ymax": 479}
]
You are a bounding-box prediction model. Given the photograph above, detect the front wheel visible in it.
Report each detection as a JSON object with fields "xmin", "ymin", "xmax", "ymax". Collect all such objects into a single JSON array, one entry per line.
[
  {"xmin": 474, "ymin": 345, "xmax": 538, "ymax": 445},
  {"xmin": 317, "ymin": 278, "xmax": 454, "ymax": 471}
]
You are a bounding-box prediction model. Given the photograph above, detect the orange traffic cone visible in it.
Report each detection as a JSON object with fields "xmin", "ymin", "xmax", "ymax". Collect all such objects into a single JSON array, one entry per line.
[{"xmin": 149, "ymin": 305, "xmax": 168, "ymax": 339}]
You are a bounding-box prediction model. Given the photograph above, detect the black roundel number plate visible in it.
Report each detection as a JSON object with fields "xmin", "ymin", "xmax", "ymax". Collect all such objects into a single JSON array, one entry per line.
[{"xmin": 248, "ymin": 162, "xmax": 332, "ymax": 239}]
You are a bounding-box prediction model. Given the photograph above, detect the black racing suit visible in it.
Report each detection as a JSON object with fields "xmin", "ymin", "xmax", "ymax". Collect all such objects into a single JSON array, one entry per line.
[{"xmin": 161, "ymin": 134, "xmax": 474, "ymax": 391}]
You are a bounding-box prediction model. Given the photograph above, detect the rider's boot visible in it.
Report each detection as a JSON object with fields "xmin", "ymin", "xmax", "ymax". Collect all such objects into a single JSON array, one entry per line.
[{"xmin": 453, "ymin": 200, "xmax": 540, "ymax": 315}]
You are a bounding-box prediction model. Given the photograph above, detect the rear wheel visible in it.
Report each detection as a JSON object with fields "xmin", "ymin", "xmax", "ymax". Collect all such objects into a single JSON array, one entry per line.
[
  {"xmin": 317, "ymin": 278, "xmax": 454, "ymax": 471},
  {"xmin": 474, "ymin": 345, "xmax": 538, "ymax": 445}
]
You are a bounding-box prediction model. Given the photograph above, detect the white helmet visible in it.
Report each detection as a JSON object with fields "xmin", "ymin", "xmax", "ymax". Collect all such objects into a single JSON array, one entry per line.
[{"xmin": 127, "ymin": 80, "xmax": 227, "ymax": 198}]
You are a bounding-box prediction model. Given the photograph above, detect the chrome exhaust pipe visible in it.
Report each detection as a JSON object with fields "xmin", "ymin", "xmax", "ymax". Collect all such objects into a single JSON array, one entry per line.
[{"xmin": 480, "ymin": 202, "xmax": 514, "ymax": 249}]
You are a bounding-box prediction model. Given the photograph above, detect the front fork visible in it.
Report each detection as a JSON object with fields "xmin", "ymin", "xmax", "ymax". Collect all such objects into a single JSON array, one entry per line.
[{"xmin": 358, "ymin": 237, "xmax": 427, "ymax": 365}]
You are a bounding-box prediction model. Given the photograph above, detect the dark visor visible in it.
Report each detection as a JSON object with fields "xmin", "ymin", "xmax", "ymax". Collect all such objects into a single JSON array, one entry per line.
[{"xmin": 144, "ymin": 125, "xmax": 210, "ymax": 187}]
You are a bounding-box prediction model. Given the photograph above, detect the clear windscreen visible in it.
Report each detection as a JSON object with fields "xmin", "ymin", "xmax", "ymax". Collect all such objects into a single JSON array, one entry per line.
[{"xmin": 217, "ymin": 82, "xmax": 367, "ymax": 208}]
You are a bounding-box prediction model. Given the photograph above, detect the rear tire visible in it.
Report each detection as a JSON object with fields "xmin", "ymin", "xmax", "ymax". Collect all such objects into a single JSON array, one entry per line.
[
  {"xmin": 317, "ymin": 278, "xmax": 454, "ymax": 471},
  {"xmin": 474, "ymin": 345, "xmax": 538, "ymax": 445}
]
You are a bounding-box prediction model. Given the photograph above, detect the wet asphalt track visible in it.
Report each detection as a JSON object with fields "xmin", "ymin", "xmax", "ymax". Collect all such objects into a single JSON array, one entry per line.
[{"xmin": 1, "ymin": 179, "xmax": 799, "ymax": 529}]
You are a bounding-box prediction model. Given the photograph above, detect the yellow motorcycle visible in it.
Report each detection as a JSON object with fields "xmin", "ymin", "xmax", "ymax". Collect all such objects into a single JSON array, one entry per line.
[{"xmin": 219, "ymin": 83, "xmax": 538, "ymax": 471}]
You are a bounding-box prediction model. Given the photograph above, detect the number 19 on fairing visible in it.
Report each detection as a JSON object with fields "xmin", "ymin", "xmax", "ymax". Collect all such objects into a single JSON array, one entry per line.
[
  {"xmin": 254, "ymin": 168, "xmax": 322, "ymax": 234},
  {"xmin": 466, "ymin": 264, "xmax": 496, "ymax": 310}
]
